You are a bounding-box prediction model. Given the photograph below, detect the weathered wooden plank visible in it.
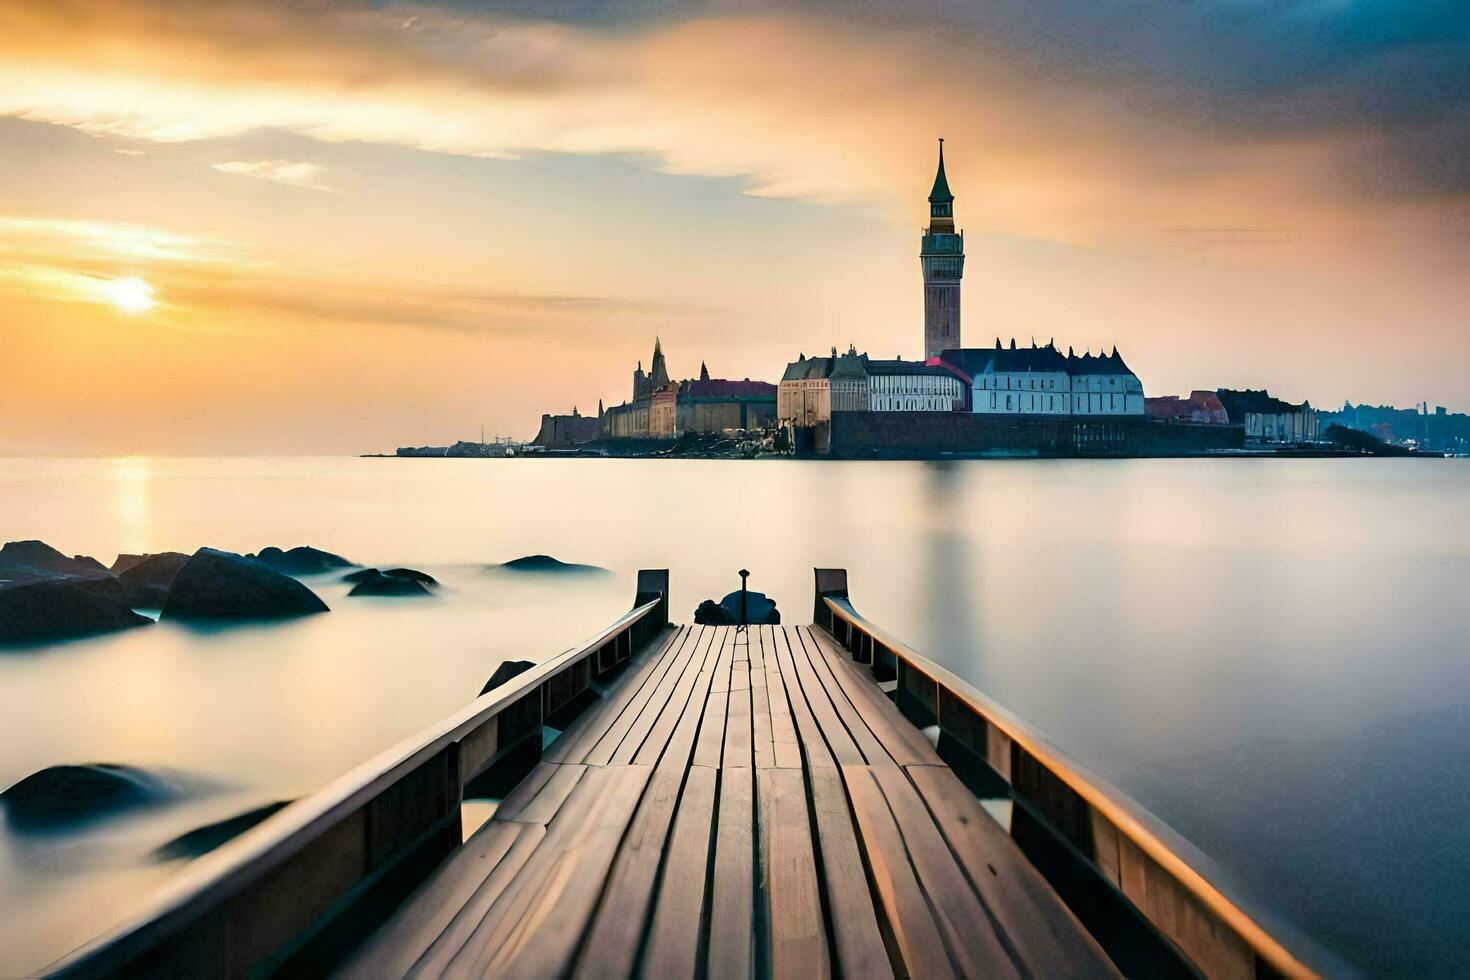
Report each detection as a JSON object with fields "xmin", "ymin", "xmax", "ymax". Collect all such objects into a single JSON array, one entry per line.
[
  {"xmin": 606, "ymin": 624, "xmax": 709, "ymax": 765},
  {"xmin": 644, "ymin": 765, "xmax": 719, "ymax": 978},
  {"xmin": 723, "ymin": 659, "xmax": 754, "ymax": 769},
  {"xmin": 397, "ymin": 822, "xmax": 547, "ymax": 977},
  {"xmin": 584, "ymin": 627, "xmax": 702, "ymax": 766},
  {"xmin": 841, "ymin": 765, "xmax": 956, "ymax": 980},
  {"xmin": 571, "ymin": 770, "xmax": 684, "ymax": 979},
  {"xmin": 906, "ymin": 764, "xmax": 1120, "ymax": 978},
  {"xmin": 760, "ymin": 627, "xmax": 804, "ymax": 769},
  {"xmin": 335, "ymin": 822, "xmax": 528, "ymax": 979},
  {"xmin": 778, "ymin": 627, "xmax": 864, "ymax": 766},
  {"xmin": 496, "ymin": 763, "xmax": 586, "ymax": 825},
  {"xmin": 806, "ymin": 767, "xmax": 894, "ymax": 979},
  {"xmin": 442, "ymin": 764, "xmax": 651, "ymax": 976},
  {"xmin": 769, "ymin": 627, "xmax": 835, "ymax": 769},
  {"xmin": 648, "ymin": 626, "xmax": 726, "ymax": 777},
  {"xmin": 709, "ymin": 766, "xmax": 756, "ymax": 980},
  {"xmin": 802, "ymin": 626, "xmax": 942, "ymax": 767},
  {"xmin": 544, "ymin": 625, "xmax": 689, "ymax": 765},
  {"xmin": 756, "ymin": 767, "xmax": 830, "ymax": 979},
  {"xmin": 791, "ymin": 627, "xmax": 895, "ymax": 767},
  {"xmin": 617, "ymin": 623, "xmax": 716, "ymax": 766},
  {"xmin": 749, "ymin": 631, "xmax": 777, "ymax": 770},
  {"xmin": 868, "ymin": 764, "xmax": 1022, "ymax": 979},
  {"xmin": 692, "ymin": 630, "xmax": 735, "ymax": 769}
]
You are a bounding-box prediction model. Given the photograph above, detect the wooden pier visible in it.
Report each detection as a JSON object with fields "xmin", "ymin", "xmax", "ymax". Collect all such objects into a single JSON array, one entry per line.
[{"xmin": 48, "ymin": 570, "xmax": 1326, "ymax": 979}]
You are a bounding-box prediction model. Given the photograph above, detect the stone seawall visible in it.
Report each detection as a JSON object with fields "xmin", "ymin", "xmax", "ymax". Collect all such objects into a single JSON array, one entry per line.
[{"xmin": 825, "ymin": 412, "xmax": 1244, "ymax": 458}]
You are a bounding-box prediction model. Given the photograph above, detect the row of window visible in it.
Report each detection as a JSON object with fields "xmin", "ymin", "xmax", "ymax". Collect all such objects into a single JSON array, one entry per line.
[{"xmin": 988, "ymin": 392, "xmax": 1129, "ymax": 411}]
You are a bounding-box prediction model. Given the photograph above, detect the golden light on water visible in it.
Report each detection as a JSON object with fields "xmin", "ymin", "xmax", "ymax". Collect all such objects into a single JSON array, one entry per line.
[{"xmin": 101, "ymin": 276, "xmax": 155, "ymax": 314}]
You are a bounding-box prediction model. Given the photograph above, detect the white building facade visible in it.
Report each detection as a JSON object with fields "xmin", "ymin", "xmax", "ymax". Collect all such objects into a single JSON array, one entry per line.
[{"xmin": 942, "ymin": 341, "xmax": 1145, "ymax": 417}]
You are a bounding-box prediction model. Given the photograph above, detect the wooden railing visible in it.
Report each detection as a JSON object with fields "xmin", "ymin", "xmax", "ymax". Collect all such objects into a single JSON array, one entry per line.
[
  {"xmin": 47, "ymin": 570, "xmax": 671, "ymax": 979},
  {"xmin": 813, "ymin": 568, "xmax": 1336, "ymax": 980}
]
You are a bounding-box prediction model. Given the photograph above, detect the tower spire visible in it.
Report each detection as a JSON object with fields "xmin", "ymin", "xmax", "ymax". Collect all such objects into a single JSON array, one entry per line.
[{"xmin": 929, "ymin": 138, "xmax": 953, "ymax": 204}]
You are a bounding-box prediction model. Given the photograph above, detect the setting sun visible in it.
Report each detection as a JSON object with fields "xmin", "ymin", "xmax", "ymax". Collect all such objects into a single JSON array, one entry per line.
[{"xmin": 101, "ymin": 275, "xmax": 155, "ymax": 314}]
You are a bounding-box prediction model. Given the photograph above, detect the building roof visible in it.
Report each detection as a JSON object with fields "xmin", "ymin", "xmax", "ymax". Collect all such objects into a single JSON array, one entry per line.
[
  {"xmin": 1216, "ymin": 388, "xmax": 1311, "ymax": 421},
  {"xmin": 1066, "ymin": 348, "xmax": 1135, "ymax": 376},
  {"xmin": 680, "ymin": 379, "xmax": 776, "ymax": 399},
  {"xmin": 781, "ymin": 355, "xmax": 832, "ymax": 381},
  {"xmin": 929, "ymin": 139, "xmax": 953, "ymax": 203},
  {"xmin": 866, "ymin": 358, "xmax": 956, "ymax": 378}
]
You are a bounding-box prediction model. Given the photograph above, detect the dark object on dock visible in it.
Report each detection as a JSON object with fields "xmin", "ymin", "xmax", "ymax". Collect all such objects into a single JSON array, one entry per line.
[
  {"xmin": 693, "ymin": 598, "xmax": 733, "ymax": 625},
  {"xmin": 116, "ymin": 552, "xmax": 190, "ymax": 607},
  {"xmin": 480, "ymin": 659, "xmax": 535, "ymax": 696},
  {"xmin": 161, "ymin": 548, "xmax": 329, "ymax": 620},
  {"xmin": 346, "ymin": 569, "xmax": 435, "ymax": 598},
  {"xmin": 0, "ymin": 580, "xmax": 150, "ymax": 644},
  {"xmin": 493, "ymin": 555, "xmax": 609, "ymax": 575},
  {"xmin": 248, "ymin": 546, "xmax": 356, "ymax": 576},
  {"xmin": 155, "ymin": 801, "xmax": 292, "ymax": 860},
  {"xmin": 1, "ymin": 764, "xmax": 177, "ymax": 830}
]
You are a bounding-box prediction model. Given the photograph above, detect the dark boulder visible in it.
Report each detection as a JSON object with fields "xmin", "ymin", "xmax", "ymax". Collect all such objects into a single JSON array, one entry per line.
[
  {"xmin": 0, "ymin": 580, "xmax": 151, "ymax": 644},
  {"xmin": 154, "ymin": 800, "xmax": 291, "ymax": 860},
  {"xmin": 347, "ymin": 569, "xmax": 434, "ymax": 598},
  {"xmin": 1, "ymin": 764, "xmax": 178, "ymax": 830},
  {"xmin": 493, "ymin": 555, "xmax": 609, "ymax": 575},
  {"xmin": 248, "ymin": 546, "xmax": 355, "ymax": 576},
  {"xmin": 111, "ymin": 554, "xmax": 152, "ymax": 574},
  {"xmin": 116, "ymin": 551, "xmax": 190, "ymax": 608},
  {"xmin": 480, "ymin": 659, "xmax": 535, "ymax": 696},
  {"xmin": 342, "ymin": 566, "xmax": 437, "ymax": 586},
  {"xmin": 694, "ymin": 599, "xmax": 735, "ymax": 625},
  {"xmin": 0, "ymin": 540, "xmax": 111, "ymax": 585},
  {"xmin": 162, "ymin": 548, "xmax": 329, "ymax": 620}
]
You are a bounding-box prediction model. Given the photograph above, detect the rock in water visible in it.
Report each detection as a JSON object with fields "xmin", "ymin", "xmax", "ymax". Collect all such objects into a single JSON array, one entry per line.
[
  {"xmin": 342, "ymin": 567, "xmax": 438, "ymax": 586},
  {"xmin": 0, "ymin": 540, "xmax": 112, "ymax": 584},
  {"xmin": 1, "ymin": 764, "xmax": 177, "ymax": 830},
  {"xmin": 154, "ymin": 800, "xmax": 292, "ymax": 859},
  {"xmin": 347, "ymin": 569, "xmax": 434, "ymax": 598},
  {"xmin": 116, "ymin": 551, "xmax": 190, "ymax": 608},
  {"xmin": 0, "ymin": 581, "xmax": 151, "ymax": 644},
  {"xmin": 493, "ymin": 555, "xmax": 609, "ymax": 575},
  {"xmin": 480, "ymin": 660, "xmax": 535, "ymax": 696},
  {"xmin": 162, "ymin": 548, "xmax": 329, "ymax": 620},
  {"xmin": 249, "ymin": 546, "xmax": 355, "ymax": 576}
]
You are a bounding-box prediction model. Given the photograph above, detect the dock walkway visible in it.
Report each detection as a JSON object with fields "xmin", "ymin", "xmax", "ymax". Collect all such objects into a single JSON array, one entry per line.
[{"xmin": 339, "ymin": 624, "xmax": 1116, "ymax": 978}]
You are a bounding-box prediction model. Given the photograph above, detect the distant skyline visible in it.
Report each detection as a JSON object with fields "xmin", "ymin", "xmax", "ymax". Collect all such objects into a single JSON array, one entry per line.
[{"xmin": 2, "ymin": 0, "xmax": 1467, "ymax": 454}]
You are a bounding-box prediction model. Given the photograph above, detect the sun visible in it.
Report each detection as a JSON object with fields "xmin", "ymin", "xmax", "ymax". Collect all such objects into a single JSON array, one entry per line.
[{"xmin": 101, "ymin": 276, "xmax": 156, "ymax": 314}]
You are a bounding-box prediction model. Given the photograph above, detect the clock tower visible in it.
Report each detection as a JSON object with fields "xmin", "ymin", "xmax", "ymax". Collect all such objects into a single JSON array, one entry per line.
[{"xmin": 920, "ymin": 139, "xmax": 965, "ymax": 358}]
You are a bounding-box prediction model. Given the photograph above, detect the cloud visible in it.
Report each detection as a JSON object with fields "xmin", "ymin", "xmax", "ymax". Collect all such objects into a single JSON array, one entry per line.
[{"xmin": 211, "ymin": 159, "xmax": 333, "ymax": 191}]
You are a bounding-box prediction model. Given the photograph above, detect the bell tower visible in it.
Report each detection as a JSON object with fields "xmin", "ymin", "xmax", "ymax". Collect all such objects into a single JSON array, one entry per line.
[{"xmin": 920, "ymin": 139, "xmax": 964, "ymax": 358}]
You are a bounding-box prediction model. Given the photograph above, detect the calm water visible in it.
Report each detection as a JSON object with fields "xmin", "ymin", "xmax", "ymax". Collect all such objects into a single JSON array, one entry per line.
[{"xmin": 1, "ymin": 456, "xmax": 1467, "ymax": 975}]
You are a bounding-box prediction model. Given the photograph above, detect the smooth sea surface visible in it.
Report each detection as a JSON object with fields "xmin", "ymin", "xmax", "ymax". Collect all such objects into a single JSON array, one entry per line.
[{"xmin": 1, "ymin": 456, "xmax": 1467, "ymax": 975}]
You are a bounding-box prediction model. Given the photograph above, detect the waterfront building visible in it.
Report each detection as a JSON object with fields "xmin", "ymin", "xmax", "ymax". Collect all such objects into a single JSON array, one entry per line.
[
  {"xmin": 938, "ymin": 339, "xmax": 1145, "ymax": 416},
  {"xmin": 1068, "ymin": 347, "xmax": 1145, "ymax": 416},
  {"xmin": 777, "ymin": 353, "xmax": 834, "ymax": 429},
  {"xmin": 676, "ymin": 378, "xmax": 777, "ymax": 433},
  {"xmin": 867, "ymin": 359, "xmax": 967, "ymax": 411},
  {"xmin": 532, "ymin": 406, "xmax": 602, "ymax": 447},
  {"xmin": 779, "ymin": 347, "xmax": 966, "ymax": 420},
  {"xmin": 921, "ymin": 140, "xmax": 965, "ymax": 358},
  {"xmin": 1146, "ymin": 391, "xmax": 1230, "ymax": 425},
  {"xmin": 631, "ymin": 337, "xmax": 670, "ymax": 402},
  {"xmin": 1216, "ymin": 389, "xmax": 1320, "ymax": 444}
]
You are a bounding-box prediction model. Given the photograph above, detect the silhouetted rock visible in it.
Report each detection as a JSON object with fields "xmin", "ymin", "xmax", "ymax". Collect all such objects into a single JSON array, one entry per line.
[
  {"xmin": 1, "ymin": 764, "xmax": 178, "ymax": 830},
  {"xmin": 493, "ymin": 555, "xmax": 609, "ymax": 575},
  {"xmin": 161, "ymin": 548, "xmax": 329, "ymax": 620},
  {"xmin": 116, "ymin": 552, "xmax": 190, "ymax": 608},
  {"xmin": 480, "ymin": 660, "xmax": 535, "ymax": 696},
  {"xmin": 111, "ymin": 554, "xmax": 152, "ymax": 574},
  {"xmin": 694, "ymin": 599, "xmax": 734, "ymax": 625},
  {"xmin": 0, "ymin": 540, "xmax": 112, "ymax": 585},
  {"xmin": 248, "ymin": 546, "xmax": 355, "ymax": 576},
  {"xmin": 347, "ymin": 569, "xmax": 434, "ymax": 598},
  {"xmin": 0, "ymin": 580, "xmax": 151, "ymax": 644},
  {"xmin": 342, "ymin": 566, "xmax": 437, "ymax": 586},
  {"xmin": 154, "ymin": 800, "xmax": 291, "ymax": 860}
]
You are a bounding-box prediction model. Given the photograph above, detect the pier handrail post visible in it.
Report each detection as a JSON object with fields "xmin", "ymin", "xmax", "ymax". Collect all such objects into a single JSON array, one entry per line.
[
  {"xmin": 635, "ymin": 569, "xmax": 670, "ymax": 637},
  {"xmin": 813, "ymin": 567, "xmax": 848, "ymax": 632}
]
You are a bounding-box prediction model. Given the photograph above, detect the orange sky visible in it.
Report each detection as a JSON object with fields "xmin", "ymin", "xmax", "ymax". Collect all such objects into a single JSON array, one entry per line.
[{"xmin": 1, "ymin": 1, "xmax": 1466, "ymax": 453}]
